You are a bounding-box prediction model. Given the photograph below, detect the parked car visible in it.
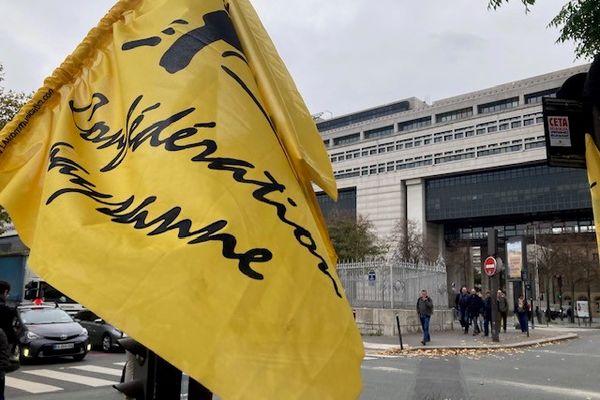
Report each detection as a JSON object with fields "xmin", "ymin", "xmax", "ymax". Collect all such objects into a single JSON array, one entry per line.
[
  {"xmin": 14, "ymin": 304, "xmax": 90, "ymax": 362},
  {"xmin": 74, "ymin": 310, "xmax": 125, "ymax": 352}
]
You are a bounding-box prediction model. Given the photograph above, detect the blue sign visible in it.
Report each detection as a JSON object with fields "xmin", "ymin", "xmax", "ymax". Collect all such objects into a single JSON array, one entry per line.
[{"xmin": 368, "ymin": 270, "xmax": 376, "ymax": 287}]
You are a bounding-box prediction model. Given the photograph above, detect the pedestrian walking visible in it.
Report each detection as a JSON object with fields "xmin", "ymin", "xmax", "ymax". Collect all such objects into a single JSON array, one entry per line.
[
  {"xmin": 497, "ymin": 289, "xmax": 508, "ymax": 333},
  {"xmin": 457, "ymin": 286, "xmax": 471, "ymax": 334},
  {"xmin": 0, "ymin": 282, "xmax": 19, "ymax": 400},
  {"xmin": 0, "ymin": 282, "xmax": 17, "ymax": 353},
  {"xmin": 515, "ymin": 295, "xmax": 529, "ymax": 333},
  {"xmin": 416, "ymin": 289, "xmax": 433, "ymax": 345},
  {"xmin": 0, "ymin": 328, "xmax": 19, "ymax": 400},
  {"xmin": 483, "ymin": 291, "xmax": 492, "ymax": 336},
  {"xmin": 468, "ymin": 289, "xmax": 483, "ymax": 335}
]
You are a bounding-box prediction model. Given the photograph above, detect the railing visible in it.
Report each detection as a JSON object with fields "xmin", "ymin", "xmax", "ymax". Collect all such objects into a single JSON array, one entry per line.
[{"xmin": 337, "ymin": 258, "xmax": 449, "ymax": 309}]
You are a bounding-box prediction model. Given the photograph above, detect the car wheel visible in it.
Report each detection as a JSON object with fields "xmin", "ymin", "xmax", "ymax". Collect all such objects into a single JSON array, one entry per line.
[
  {"xmin": 73, "ymin": 353, "xmax": 86, "ymax": 361},
  {"xmin": 102, "ymin": 334, "xmax": 113, "ymax": 352}
]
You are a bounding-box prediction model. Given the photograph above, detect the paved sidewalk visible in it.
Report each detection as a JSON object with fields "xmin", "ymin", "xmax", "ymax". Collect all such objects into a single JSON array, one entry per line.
[{"xmin": 363, "ymin": 324, "xmax": 586, "ymax": 354}]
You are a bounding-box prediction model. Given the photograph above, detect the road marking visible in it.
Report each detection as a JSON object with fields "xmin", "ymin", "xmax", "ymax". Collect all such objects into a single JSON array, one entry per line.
[
  {"xmin": 5, "ymin": 376, "xmax": 63, "ymax": 394},
  {"xmin": 23, "ymin": 369, "xmax": 117, "ymax": 387},
  {"xmin": 114, "ymin": 361, "xmax": 126, "ymax": 366},
  {"xmin": 363, "ymin": 356, "xmax": 378, "ymax": 361},
  {"xmin": 69, "ymin": 365, "xmax": 124, "ymax": 377},
  {"xmin": 479, "ymin": 378, "xmax": 600, "ymax": 399},
  {"xmin": 530, "ymin": 349, "xmax": 600, "ymax": 358},
  {"xmin": 361, "ymin": 365, "xmax": 413, "ymax": 373}
]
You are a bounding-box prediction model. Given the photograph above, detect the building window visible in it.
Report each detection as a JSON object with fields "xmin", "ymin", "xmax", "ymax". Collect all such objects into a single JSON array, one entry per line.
[
  {"xmin": 365, "ymin": 125, "xmax": 394, "ymax": 140},
  {"xmin": 477, "ymin": 97, "xmax": 519, "ymax": 114},
  {"xmin": 398, "ymin": 116, "xmax": 432, "ymax": 132},
  {"xmin": 525, "ymin": 88, "xmax": 559, "ymax": 104},
  {"xmin": 316, "ymin": 101, "xmax": 410, "ymax": 132},
  {"xmin": 333, "ymin": 133, "xmax": 360, "ymax": 146},
  {"xmin": 435, "ymin": 107, "xmax": 474, "ymax": 123}
]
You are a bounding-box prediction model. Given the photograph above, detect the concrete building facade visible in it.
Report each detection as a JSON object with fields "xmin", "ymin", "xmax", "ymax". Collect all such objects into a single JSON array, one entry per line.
[
  {"xmin": 316, "ymin": 65, "xmax": 598, "ymax": 306},
  {"xmin": 317, "ymin": 64, "xmax": 592, "ymax": 246}
]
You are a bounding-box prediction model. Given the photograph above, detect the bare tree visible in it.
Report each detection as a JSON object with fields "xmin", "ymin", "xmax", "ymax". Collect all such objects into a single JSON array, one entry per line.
[{"xmin": 387, "ymin": 218, "xmax": 435, "ymax": 264}]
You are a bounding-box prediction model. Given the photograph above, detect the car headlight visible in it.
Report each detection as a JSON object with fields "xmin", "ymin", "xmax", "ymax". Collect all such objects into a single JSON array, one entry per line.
[
  {"xmin": 81, "ymin": 328, "xmax": 88, "ymax": 336},
  {"xmin": 26, "ymin": 331, "xmax": 41, "ymax": 340}
]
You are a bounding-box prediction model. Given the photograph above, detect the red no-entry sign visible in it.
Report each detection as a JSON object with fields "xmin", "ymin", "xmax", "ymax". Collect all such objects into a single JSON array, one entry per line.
[{"xmin": 484, "ymin": 256, "xmax": 497, "ymax": 277}]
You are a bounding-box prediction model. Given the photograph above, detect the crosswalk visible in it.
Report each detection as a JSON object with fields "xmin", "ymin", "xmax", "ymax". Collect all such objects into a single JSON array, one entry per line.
[
  {"xmin": 8, "ymin": 358, "xmax": 378, "ymax": 395},
  {"xmin": 5, "ymin": 362, "xmax": 123, "ymax": 394}
]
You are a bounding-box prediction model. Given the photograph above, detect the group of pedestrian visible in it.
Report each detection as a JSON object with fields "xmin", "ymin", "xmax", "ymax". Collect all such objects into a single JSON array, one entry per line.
[
  {"xmin": 455, "ymin": 286, "xmax": 512, "ymax": 337},
  {"xmin": 416, "ymin": 285, "xmax": 531, "ymax": 347}
]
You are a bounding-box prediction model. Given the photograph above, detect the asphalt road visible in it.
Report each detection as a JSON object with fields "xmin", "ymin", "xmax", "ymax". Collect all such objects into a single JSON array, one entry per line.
[
  {"xmin": 6, "ymin": 330, "xmax": 600, "ymax": 399},
  {"xmin": 361, "ymin": 329, "xmax": 600, "ymax": 400}
]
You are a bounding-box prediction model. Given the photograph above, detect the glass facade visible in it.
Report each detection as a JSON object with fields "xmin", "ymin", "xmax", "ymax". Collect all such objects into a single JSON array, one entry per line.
[
  {"xmin": 316, "ymin": 101, "xmax": 410, "ymax": 131},
  {"xmin": 398, "ymin": 116, "xmax": 432, "ymax": 132},
  {"xmin": 316, "ymin": 187, "xmax": 357, "ymax": 221},
  {"xmin": 445, "ymin": 219, "xmax": 595, "ymax": 241},
  {"xmin": 525, "ymin": 88, "xmax": 559, "ymax": 105},
  {"xmin": 477, "ymin": 97, "xmax": 519, "ymax": 114},
  {"xmin": 435, "ymin": 107, "xmax": 473, "ymax": 123},
  {"xmin": 364, "ymin": 125, "xmax": 394, "ymax": 140},
  {"xmin": 426, "ymin": 164, "xmax": 591, "ymax": 222},
  {"xmin": 333, "ymin": 133, "xmax": 360, "ymax": 146}
]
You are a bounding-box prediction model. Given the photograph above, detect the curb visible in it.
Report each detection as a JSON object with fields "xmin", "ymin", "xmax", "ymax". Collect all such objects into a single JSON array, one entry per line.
[{"xmin": 364, "ymin": 333, "xmax": 578, "ymax": 354}]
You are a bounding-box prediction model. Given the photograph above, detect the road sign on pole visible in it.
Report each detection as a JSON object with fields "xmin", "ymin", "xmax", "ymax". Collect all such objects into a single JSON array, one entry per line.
[{"xmin": 484, "ymin": 256, "xmax": 497, "ymax": 277}]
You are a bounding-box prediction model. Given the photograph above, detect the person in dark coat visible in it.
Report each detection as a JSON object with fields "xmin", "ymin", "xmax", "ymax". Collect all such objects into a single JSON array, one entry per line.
[
  {"xmin": 0, "ymin": 328, "xmax": 19, "ymax": 400},
  {"xmin": 468, "ymin": 289, "xmax": 483, "ymax": 335},
  {"xmin": 456, "ymin": 286, "xmax": 471, "ymax": 334},
  {"xmin": 0, "ymin": 282, "xmax": 17, "ymax": 350},
  {"xmin": 515, "ymin": 295, "xmax": 529, "ymax": 333},
  {"xmin": 416, "ymin": 289, "xmax": 434, "ymax": 345},
  {"xmin": 483, "ymin": 291, "xmax": 492, "ymax": 336},
  {"xmin": 497, "ymin": 290, "xmax": 508, "ymax": 333}
]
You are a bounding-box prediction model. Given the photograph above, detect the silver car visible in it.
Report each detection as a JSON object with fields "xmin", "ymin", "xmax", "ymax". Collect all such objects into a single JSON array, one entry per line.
[{"xmin": 73, "ymin": 310, "xmax": 125, "ymax": 352}]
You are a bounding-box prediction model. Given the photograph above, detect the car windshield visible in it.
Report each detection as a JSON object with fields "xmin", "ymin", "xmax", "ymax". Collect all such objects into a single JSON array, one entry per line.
[{"xmin": 20, "ymin": 308, "xmax": 73, "ymax": 324}]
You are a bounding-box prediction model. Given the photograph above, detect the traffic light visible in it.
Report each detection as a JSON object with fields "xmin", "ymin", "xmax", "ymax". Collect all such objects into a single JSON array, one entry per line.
[{"xmin": 113, "ymin": 337, "xmax": 183, "ymax": 400}]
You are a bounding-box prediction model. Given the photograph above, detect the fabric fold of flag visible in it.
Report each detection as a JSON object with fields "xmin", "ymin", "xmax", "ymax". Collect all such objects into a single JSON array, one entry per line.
[
  {"xmin": 0, "ymin": 0, "xmax": 363, "ymax": 398},
  {"xmin": 585, "ymin": 134, "xmax": 600, "ymax": 257}
]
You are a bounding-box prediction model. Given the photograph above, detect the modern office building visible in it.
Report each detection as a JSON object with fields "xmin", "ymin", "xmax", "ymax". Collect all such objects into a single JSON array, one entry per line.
[{"xmin": 316, "ymin": 64, "xmax": 596, "ymax": 290}]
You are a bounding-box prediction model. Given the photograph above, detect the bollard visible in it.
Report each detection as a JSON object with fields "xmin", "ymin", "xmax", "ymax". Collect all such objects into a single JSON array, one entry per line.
[{"xmin": 395, "ymin": 314, "xmax": 403, "ymax": 350}]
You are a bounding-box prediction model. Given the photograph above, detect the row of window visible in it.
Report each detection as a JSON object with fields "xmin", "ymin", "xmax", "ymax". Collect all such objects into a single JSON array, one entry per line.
[
  {"xmin": 446, "ymin": 220, "xmax": 595, "ymax": 241},
  {"xmin": 329, "ymin": 111, "xmax": 544, "ymax": 164},
  {"xmin": 332, "ymin": 136, "xmax": 545, "ymax": 180},
  {"xmin": 316, "ymin": 101, "xmax": 410, "ymax": 132},
  {"xmin": 322, "ymin": 89, "xmax": 558, "ymax": 146}
]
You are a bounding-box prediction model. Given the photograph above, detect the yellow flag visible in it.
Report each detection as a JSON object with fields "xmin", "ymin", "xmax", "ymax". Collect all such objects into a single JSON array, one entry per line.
[
  {"xmin": 0, "ymin": 0, "xmax": 363, "ymax": 398},
  {"xmin": 585, "ymin": 134, "xmax": 600, "ymax": 257}
]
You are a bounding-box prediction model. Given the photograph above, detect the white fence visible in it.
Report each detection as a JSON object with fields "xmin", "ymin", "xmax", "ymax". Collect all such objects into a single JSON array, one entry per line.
[{"xmin": 337, "ymin": 258, "xmax": 449, "ymax": 309}]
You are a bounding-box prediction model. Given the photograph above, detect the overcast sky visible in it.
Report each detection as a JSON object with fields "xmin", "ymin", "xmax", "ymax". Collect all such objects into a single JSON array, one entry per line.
[{"xmin": 0, "ymin": 1, "xmax": 586, "ymax": 118}]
